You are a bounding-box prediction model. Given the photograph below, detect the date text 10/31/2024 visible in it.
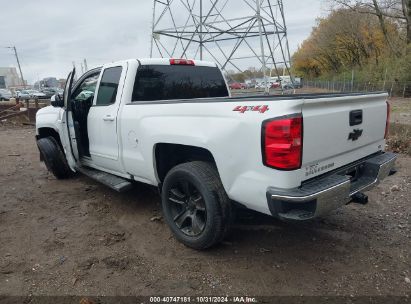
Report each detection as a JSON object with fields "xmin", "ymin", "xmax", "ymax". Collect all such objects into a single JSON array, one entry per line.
[{"xmin": 149, "ymin": 296, "xmax": 258, "ymax": 303}]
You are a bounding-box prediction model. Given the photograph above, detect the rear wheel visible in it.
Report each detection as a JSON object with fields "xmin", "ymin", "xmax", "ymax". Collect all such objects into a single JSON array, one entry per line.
[
  {"xmin": 37, "ymin": 136, "xmax": 73, "ymax": 179},
  {"xmin": 161, "ymin": 161, "xmax": 232, "ymax": 250}
]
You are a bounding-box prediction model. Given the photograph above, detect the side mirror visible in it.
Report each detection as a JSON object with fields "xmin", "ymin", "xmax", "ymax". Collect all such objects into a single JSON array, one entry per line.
[{"xmin": 51, "ymin": 93, "xmax": 64, "ymax": 107}]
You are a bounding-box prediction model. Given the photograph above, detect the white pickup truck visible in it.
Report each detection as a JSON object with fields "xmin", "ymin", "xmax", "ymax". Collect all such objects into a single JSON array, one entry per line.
[{"xmin": 35, "ymin": 58, "xmax": 396, "ymax": 249}]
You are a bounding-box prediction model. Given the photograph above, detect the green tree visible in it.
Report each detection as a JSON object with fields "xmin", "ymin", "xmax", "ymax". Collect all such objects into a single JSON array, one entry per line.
[{"xmin": 292, "ymin": 8, "xmax": 403, "ymax": 80}]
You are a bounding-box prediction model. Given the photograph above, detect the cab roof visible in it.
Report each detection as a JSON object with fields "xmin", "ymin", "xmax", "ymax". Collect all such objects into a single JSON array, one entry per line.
[{"xmin": 137, "ymin": 58, "xmax": 218, "ymax": 68}]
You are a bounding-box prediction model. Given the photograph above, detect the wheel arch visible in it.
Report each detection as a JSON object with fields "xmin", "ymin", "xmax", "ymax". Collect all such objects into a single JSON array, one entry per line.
[
  {"xmin": 154, "ymin": 143, "xmax": 218, "ymax": 185},
  {"xmin": 37, "ymin": 127, "xmax": 64, "ymax": 152}
]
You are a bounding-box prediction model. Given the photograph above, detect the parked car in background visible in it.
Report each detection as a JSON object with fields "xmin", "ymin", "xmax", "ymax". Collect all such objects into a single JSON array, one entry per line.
[
  {"xmin": 270, "ymin": 81, "xmax": 281, "ymax": 89},
  {"xmin": 16, "ymin": 90, "xmax": 31, "ymax": 100},
  {"xmin": 244, "ymin": 82, "xmax": 255, "ymax": 89},
  {"xmin": 0, "ymin": 89, "xmax": 13, "ymax": 101},
  {"xmin": 27, "ymin": 90, "xmax": 47, "ymax": 99},
  {"xmin": 229, "ymin": 82, "xmax": 244, "ymax": 90},
  {"xmin": 282, "ymin": 82, "xmax": 295, "ymax": 90},
  {"xmin": 41, "ymin": 88, "xmax": 58, "ymax": 98},
  {"xmin": 17, "ymin": 90, "xmax": 47, "ymax": 99},
  {"xmin": 294, "ymin": 77, "xmax": 303, "ymax": 88},
  {"xmin": 255, "ymin": 82, "xmax": 273, "ymax": 89}
]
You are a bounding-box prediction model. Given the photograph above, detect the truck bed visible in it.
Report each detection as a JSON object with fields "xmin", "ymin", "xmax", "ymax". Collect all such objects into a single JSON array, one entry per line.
[{"xmin": 126, "ymin": 91, "xmax": 387, "ymax": 105}]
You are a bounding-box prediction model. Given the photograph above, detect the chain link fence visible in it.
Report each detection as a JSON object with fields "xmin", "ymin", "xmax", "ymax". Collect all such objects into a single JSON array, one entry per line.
[{"xmin": 304, "ymin": 80, "xmax": 411, "ymax": 97}]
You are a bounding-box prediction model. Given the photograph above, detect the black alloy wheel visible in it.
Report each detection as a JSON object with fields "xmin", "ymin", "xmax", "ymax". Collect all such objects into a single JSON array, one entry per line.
[
  {"xmin": 161, "ymin": 161, "xmax": 233, "ymax": 250},
  {"xmin": 167, "ymin": 179, "xmax": 207, "ymax": 236}
]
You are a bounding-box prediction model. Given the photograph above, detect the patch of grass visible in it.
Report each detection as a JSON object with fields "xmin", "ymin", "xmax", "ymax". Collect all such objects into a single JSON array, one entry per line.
[{"xmin": 387, "ymin": 123, "xmax": 411, "ymax": 156}]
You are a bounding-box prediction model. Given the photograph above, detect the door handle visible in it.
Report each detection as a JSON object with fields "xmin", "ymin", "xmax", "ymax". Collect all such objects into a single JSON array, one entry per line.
[
  {"xmin": 103, "ymin": 115, "xmax": 115, "ymax": 122},
  {"xmin": 349, "ymin": 110, "xmax": 363, "ymax": 126}
]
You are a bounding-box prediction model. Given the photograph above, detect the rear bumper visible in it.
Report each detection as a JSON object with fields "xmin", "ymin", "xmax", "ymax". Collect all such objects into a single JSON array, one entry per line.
[{"xmin": 266, "ymin": 152, "xmax": 397, "ymax": 221}]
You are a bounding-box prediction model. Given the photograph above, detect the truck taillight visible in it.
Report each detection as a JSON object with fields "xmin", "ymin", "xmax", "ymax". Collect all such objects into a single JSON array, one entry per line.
[
  {"xmin": 262, "ymin": 115, "xmax": 303, "ymax": 170},
  {"xmin": 385, "ymin": 101, "xmax": 390, "ymax": 139},
  {"xmin": 170, "ymin": 58, "xmax": 195, "ymax": 66}
]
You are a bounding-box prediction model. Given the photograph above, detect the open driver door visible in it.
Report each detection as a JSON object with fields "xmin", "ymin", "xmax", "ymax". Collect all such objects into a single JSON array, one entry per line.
[{"xmin": 59, "ymin": 68, "xmax": 80, "ymax": 171}]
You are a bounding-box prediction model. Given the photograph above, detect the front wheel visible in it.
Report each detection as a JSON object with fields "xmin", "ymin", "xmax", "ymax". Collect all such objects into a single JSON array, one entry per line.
[
  {"xmin": 161, "ymin": 161, "xmax": 233, "ymax": 250},
  {"xmin": 37, "ymin": 136, "xmax": 73, "ymax": 179}
]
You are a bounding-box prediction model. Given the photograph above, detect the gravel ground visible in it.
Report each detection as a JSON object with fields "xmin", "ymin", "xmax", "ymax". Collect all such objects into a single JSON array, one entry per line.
[
  {"xmin": 391, "ymin": 97, "xmax": 411, "ymax": 125},
  {"xmin": 0, "ymin": 127, "xmax": 410, "ymax": 297}
]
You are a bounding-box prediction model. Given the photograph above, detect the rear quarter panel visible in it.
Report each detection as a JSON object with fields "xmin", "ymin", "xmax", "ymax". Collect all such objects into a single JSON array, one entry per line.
[{"xmin": 119, "ymin": 94, "xmax": 303, "ymax": 214}]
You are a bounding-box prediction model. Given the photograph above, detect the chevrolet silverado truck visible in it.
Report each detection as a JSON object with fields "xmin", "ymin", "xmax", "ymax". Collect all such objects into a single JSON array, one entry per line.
[{"xmin": 35, "ymin": 58, "xmax": 397, "ymax": 249}]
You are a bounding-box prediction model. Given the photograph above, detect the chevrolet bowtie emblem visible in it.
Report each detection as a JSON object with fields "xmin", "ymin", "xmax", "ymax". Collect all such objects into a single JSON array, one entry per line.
[{"xmin": 348, "ymin": 129, "xmax": 363, "ymax": 141}]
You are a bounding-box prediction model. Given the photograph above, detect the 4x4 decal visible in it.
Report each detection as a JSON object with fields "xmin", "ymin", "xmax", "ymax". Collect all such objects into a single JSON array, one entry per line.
[{"xmin": 233, "ymin": 105, "xmax": 269, "ymax": 114}]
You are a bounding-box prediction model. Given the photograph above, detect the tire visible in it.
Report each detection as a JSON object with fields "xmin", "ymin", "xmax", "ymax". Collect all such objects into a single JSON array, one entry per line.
[
  {"xmin": 37, "ymin": 136, "xmax": 73, "ymax": 179},
  {"xmin": 161, "ymin": 161, "xmax": 233, "ymax": 250}
]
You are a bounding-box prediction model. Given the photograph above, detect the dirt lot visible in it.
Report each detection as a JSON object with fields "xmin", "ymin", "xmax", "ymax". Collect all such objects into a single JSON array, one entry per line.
[
  {"xmin": 0, "ymin": 126, "xmax": 410, "ymax": 298},
  {"xmin": 391, "ymin": 97, "xmax": 411, "ymax": 125}
]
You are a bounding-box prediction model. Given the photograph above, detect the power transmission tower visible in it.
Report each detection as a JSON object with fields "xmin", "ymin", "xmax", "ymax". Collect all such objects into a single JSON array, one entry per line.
[{"xmin": 150, "ymin": 0, "xmax": 294, "ymax": 92}]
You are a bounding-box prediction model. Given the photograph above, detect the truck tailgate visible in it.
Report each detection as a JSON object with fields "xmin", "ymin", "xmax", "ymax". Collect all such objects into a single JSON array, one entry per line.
[{"xmin": 301, "ymin": 93, "xmax": 388, "ymax": 180}]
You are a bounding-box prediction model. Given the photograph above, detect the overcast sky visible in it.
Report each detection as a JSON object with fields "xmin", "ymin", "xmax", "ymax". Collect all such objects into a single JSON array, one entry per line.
[{"xmin": 0, "ymin": 0, "xmax": 326, "ymax": 84}]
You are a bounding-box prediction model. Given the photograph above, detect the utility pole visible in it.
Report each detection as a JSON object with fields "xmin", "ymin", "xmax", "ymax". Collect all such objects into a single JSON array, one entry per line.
[
  {"xmin": 11, "ymin": 47, "xmax": 25, "ymax": 88},
  {"xmin": 83, "ymin": 58, "xmax": 88, "ymax": 72},
  {"xmin": 3, "ymin": 46, "xmax": 26, "ymax": 88}
]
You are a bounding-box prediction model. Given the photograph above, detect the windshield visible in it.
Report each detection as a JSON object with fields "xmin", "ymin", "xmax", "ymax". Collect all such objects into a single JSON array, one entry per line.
[{"xmin": 132, "ymin": 65, "xmax": 229, "ymax": 102}]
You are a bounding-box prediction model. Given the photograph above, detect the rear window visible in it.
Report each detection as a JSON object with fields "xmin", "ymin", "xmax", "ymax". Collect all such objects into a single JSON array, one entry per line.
[{"xmin": 132, "ymin": 65, "xmax": 228, "ymax": 102}]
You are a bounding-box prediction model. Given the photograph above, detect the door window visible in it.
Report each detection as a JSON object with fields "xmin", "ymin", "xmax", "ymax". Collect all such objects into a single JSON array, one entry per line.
[
  {"xmin": 96, "ymin": 66, "xmax": 122, "ymax": 106},
  {"xmin": 72, "ymin": 73, "xmax": 100, "ymax": 102}
]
